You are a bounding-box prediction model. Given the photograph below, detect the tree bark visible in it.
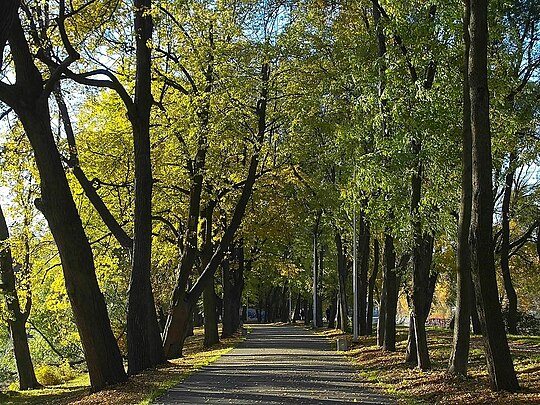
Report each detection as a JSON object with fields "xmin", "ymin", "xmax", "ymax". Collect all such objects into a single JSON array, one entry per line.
[
  {"xmin": 127, "ymin": 0, "xmax": 165, "ymax": 375},
  {"xmin": 203, "ymin": 278, "xmax": 219, "ymax": 347},
  {"xmin": 359, "ymin": 213, "xmax": 370, "ymax": 336},
  {"xmin": 500, "ymin": 152, "xmax": 518, "ymax": 335},
  {"xmin": 2, "ymin": 13, "xmax": 127, "ymax": 391},
  {"xmin": 201, "ymin": 202, "xmax": 218, "ymax": 347},
  {"xmin": 449, "ymin": 2, "xmax": 473, "ymax": 377},
  {"xmin": 468, "ymin": 0, "xmax": 519, "ymax": 391},
  {"xmin": 221, "ymin": 257, "xmax": 234, "ymax": 337},
  {"xmin": 382, "ymin": 233, "xmax": 397, "ymax": 351},
  {"xmin": 367, "ymin": 238, "xmax": 380, "ymax": 335},
  {"xmin": 335, "ymin": 231, "xmax": 349, "ymax": 332},
  {"xmin": 0, "ymin": 205, "xmax": 40, "ymax": 390}
]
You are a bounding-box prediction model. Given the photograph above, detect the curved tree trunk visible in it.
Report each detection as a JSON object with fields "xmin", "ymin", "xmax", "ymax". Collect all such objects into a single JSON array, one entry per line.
[{"xmin": 468, "ymin": 0, "xmax": 519, "ymax": 391}]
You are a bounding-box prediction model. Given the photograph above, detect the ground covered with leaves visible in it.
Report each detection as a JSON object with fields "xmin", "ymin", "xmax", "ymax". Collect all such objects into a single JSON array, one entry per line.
[
  {"xmin": 0, "ymin": 328, "xmax": 244, "ymax": 405},
  {"xmin": 320, "ymin": 326, "xmax": 540, "ymax": 404}
]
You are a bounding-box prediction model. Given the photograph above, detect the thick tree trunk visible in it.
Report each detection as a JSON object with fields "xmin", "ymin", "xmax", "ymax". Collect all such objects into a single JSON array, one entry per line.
[
  {"xmin": 382, "ymin": 234, "xmax": 397, "ymax": 351},
  {"xmin": 449, "ymin": 3, "xmax": 473, "ymax": 377},
  {"xmin": 223, "ymin": 242, "xmax": 246, "ymax": 334},
  {"xmin": 410, "ymin": 232, "xmax": 433, "ymax": 370},
  {"xmin": 406, "ymin": 267, "xmax": 437, "ymax": 365},
  {"xmin": 203, "ymin": 278, "xmax": 219, "ymax": 347},
  {"xmin": 0, "ymin": 205, "xmax": 40, "ymax": 390},
  {"xmin": 3, "ymin": 16, "xmax": 127, "ymax": 391},
  {"xmin": 367, "ymin": 238, "xmax": 380, "ymax": 335},
  {"xmin": 468, "ymin": 0, "xmax": 519, "ymax": 391},
  {"xmin": 501, "ymin": 153, "xmax": 518, "ymax": 335},
  {"xmin": 127, "ymin": 0, "xmax": 165, "ymax": 375},
  {"xmin": 359, "ymin": 213, "xmax": 370, "ymax": 336}
]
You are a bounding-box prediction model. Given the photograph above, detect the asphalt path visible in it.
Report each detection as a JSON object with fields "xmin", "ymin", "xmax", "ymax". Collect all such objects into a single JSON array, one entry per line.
[{"xmin": 154, "ymin": 324, "xmax": 394, "ymax": 404}]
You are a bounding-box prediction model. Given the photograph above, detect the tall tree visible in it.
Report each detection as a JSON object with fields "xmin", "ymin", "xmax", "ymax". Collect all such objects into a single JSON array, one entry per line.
[
  {"xmin": 126, "ymin": 0, "xmax": 166, "ymax": 375},
  {"xmin": 0, "ymin": 1, "xmax": 127, "ymax": 391},
  {"xmin": 448, "ymin": 0, "xmax": 473, "ymax": 377},
  {"xmin": 468, "ymin": 0, "xmax": 519, "ymax": 392}
]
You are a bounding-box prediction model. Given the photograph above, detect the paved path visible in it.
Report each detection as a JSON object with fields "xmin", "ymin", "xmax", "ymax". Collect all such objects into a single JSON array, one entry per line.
[{"xmin": 155, "ymin": 324, "xmax": 394, "ymax": 404}]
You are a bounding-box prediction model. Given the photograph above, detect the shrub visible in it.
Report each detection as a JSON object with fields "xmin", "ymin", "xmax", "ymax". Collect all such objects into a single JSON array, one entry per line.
[
  {"xmin": 502, "ymin": 307, "xmax": 540, "ymax": 335},
  {"xmin": 35, "ymin": 364, "xmax": 63, "ymax": 386}
]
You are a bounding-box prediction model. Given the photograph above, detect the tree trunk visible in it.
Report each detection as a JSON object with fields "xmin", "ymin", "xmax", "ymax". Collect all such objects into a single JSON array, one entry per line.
[
  {"xmin": 127, "ymin": 0, "xmax": 165, "ymax": 375},
  {"xmin": 500, "ymin": 153, "xmax": 518, "ymax": 335},
  {"xmin": 3, "ymin": 16, "xmax": 127, "ymax": 391},
  {"xmin": 367, "ymin": 238, "xmax": 380, "ymax": 335},
  {"xmin": 410, "ymin": 232, "xmax": 433, "ymax": 370},
  {"xmin": 468, "ymin": 0, "xmax": 519, "ymax": 391},
  {"xmin": 0, "ymin": 205, "xmax": 40, "ymax": 390},
  {"xmin": 316, "ymin": 246, "xmax": 324, "ymax": 327},
  {"xmin": 377, "ymin": 265, "xmax": 387, "ymax": 347},
  {"xmin": 471, "ymin": 291, "xmax": 482, "ymax": 334},
  {"xmin": 203, "ymin": 278, "xmax": 219, "ymax": 347},
  {"xmin": 200, "ymin": 201, "xmax": 219, "ymax": 346},
  {"xmin": 382, "ymin": 234, "xmax": 397, "ymax": 351},
  {"xmin": 335, "ymin": 231, "xmax": 348, "ymax": 332},
  {"xmin": 328, "ymin": 292, "xmax": 338, "ymax": 329},
  {"xmin": 231, "ymin": 243, "xmax": 246, "ymax": 333},
  {"xmin": 313, "ymin": 232, "xmax": 320, "ymax": 328},
  {"xmin": 359, "ymin": 213, "xmax": 370, "ymax": 336},
  {"xmin": 292, "ymin": 294, "xmax": 301, "ymax": 323},
  {"xmin": 449, "ymin": 2, "xmax": 473, "ymax": 377},
  {"xmin": 222, "ymin": 257, "xmax": 235, "ymax": 337}
]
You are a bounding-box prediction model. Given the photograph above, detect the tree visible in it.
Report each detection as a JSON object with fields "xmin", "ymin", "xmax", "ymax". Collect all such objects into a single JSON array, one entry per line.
[
  {"xmin": 448, "ymin": 0, "xmax": 473, "ymax": 377},
  {"xmin": 0, "ymin": 204, "xmax": 40, "ymax": 390},
  {"xmin": 468, "ymin": 0, "xmax": 519, "ymax": 392},
  {"xmin": 0, "ymin": 1, "xmax": 127, "ymax": 391}
]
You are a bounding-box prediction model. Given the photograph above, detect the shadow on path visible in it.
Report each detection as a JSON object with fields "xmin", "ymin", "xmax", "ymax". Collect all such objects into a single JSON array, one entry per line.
[{"xmin": 154, "ymin": 324, "xmax": 394, "ymax": 404}]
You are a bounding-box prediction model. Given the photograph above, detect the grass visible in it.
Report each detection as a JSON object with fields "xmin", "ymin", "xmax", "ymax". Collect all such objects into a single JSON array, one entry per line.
[
  {"xmin": 0, "ymin": 327, "xmax": 245, "ymax": 405},
  {"xmin": 318, "ymin": 326, "xmax": 540, "ymax": 404}
]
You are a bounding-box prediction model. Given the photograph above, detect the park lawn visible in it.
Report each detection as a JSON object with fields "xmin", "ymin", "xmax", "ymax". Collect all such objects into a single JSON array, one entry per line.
[
  {"xmin": 320, "ymin": 326, "xmax": 540, "ymax": 405},
  {"xmin": 0, "ymin": 327, "xmax": 245, "ymax": 405}
]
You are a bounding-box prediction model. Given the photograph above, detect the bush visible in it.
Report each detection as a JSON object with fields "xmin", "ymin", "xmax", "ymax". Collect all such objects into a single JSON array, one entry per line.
[
  {"xmin": 35, "ymin": 361, "xmax": 76, "ymax": 386},
  {"xmin": 502, "ymin": 307, "xmax": 540, "ymax": 335},
  {"xmin": 35, "ymin": 364, "xmax": 63, "ymax": 386}
]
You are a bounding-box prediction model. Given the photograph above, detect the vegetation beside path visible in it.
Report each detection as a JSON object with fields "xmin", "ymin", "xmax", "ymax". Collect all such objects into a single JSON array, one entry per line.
[
  {"xmin": 0, "ymin": 328, "xmax": 244, "ymax": 405},
  {"xmin": 319, "ymin": 326, "xmax": 540, "ymax": 405}
]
